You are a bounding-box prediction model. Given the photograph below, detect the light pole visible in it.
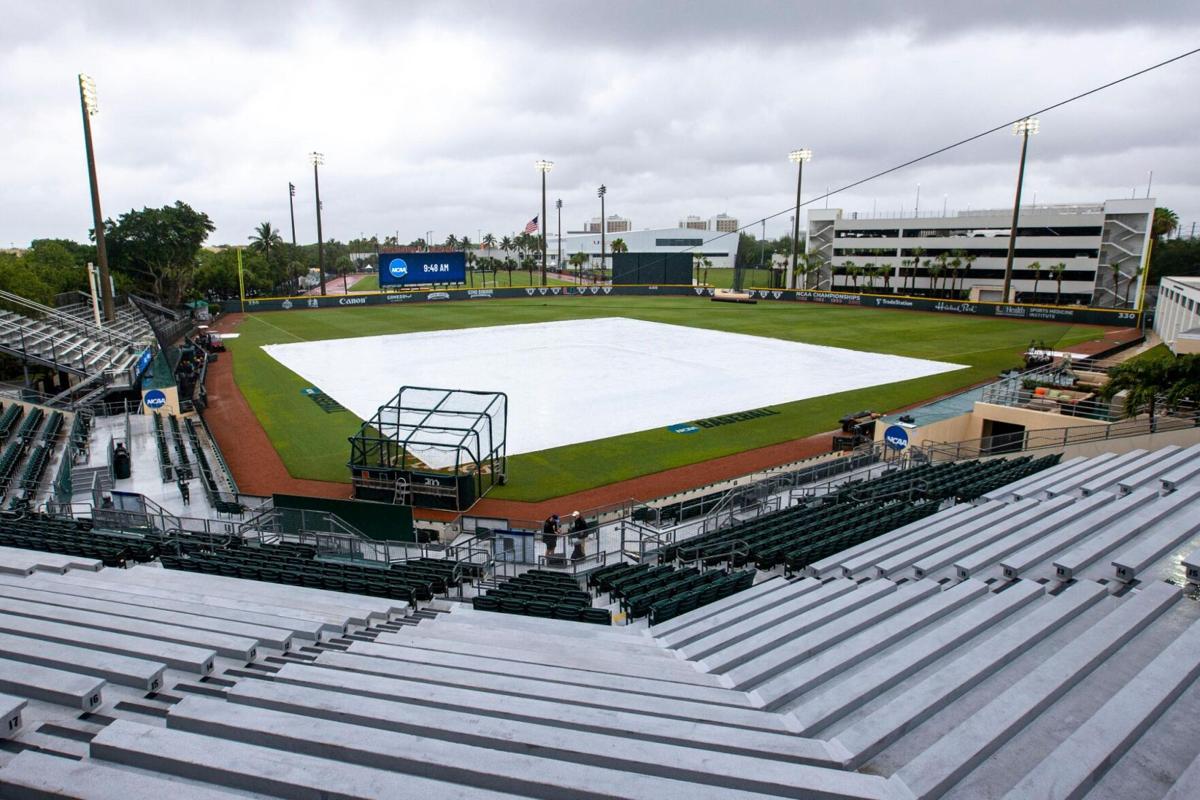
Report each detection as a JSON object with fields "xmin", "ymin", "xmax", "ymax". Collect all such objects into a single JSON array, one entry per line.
[
  {"xmin": 1002, "ymin": 116, "xmax": 1039, "ymax": 303},
  {"xmin": 597, "ymin": 184, "xmax": 607, "ymax": 285},
  {"xmin": 555, "ymin": 198, "xmax": 562, "ymax": 276},
  {"xmin": 535, "ymin": 160, "xmax": 553, "ymax": 286},
  {"xmin": 310, "ymin": 152, "xmax": 326, "ymax": 296},
  {"xmin": 788, "ymin": 148, "xmax": 812, "ymax": 290},
  {"xmin": 77, "ymin": 74, "xmax": 115, "ymax": 322},
  {"xmin": 288, "ymin": 182, "xmax": 297, "ymax": 246}
]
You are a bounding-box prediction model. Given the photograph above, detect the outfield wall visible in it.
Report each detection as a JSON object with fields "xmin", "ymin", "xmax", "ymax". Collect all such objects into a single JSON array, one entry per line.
[{"xmin": 226, "ymin": 285, "xmax": 1140, "ymax": 327}]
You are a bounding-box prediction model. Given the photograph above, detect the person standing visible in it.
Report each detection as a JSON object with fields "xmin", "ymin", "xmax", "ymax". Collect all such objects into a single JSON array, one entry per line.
[
  {"xmin": 570, "ymin": 511, "xmax": 589, "ymax": 561},
  {"xmin": 542, "ymin": 514, "xmax": 560, "ymax": 559},
  {"xmin": 178, "ymin": 478, "xmax": 191, "ymax": 506}
]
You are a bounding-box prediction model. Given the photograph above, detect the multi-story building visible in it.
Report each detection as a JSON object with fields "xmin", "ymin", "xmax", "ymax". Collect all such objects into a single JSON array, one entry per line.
[
  {"xmin": 710, "ymin": 213, "xmax": 739, "ymax": 233},
  {"xmin": 1154, "ymin": 276, "xmax": 1200, "ymax": 354},
  {"xmin": 584, "ymin": 215, "xmax": 632, "ymax": 234},
  {"xmin": 805, "ymin": 199, "xmax": 1154, "ymax": 306},
  {"xmin": 680, "ymin": 215, "xmax": 708, "ymax": 230},
  {"xmin": 547, "ymin": 227, "xmax": 738, "ymax": 271}
]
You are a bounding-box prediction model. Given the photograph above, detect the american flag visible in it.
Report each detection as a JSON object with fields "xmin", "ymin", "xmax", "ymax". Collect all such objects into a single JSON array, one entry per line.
[{"xmin": 524, "ymin": 216, "xmax": 539, "ymax": 234}]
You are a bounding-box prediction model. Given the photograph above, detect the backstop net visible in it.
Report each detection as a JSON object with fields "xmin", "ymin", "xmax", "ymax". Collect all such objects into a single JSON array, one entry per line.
[{"xmin": 347, "ymin": 386, "xmax": 507, "ymax": 510}]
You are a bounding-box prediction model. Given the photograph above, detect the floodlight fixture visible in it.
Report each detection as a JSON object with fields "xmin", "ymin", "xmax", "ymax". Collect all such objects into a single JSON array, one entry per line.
[
  {"xmin": 789, "ymin": 148, "xmax": 813, "ymax": 164},
  {"xmin": 535, "ymin": 159, "xmax": 554, "ymax": 173},
  {"xmin": 1013, "ymin": 117, "xmax": 1040, "ymax": 136},
  {"xmin": 79, "ymin": 74, "xmax": 98, "ymax": 115},
  {"xmin": 309, "ymin": 151, "xmax": 325, "ymax": 166}
]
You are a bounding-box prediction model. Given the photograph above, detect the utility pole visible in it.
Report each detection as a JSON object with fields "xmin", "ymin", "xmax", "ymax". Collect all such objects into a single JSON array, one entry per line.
[
  {"xmin": 787, "ymin": 148, "xmax": 812, "ymax": 291},
  {"xmin": 77, "ymin": 74, "xmax": 115, "ymax": 322},
  {"xmin": 536, "ymin": 161, "xmax": 553, "ymax": 286},
  {"xmin": 598, "ymin": 184, "xmax": 607, "ymax": 285},
  {"xmin": 288, "ymin": 182, "xmax": 297, "ymax": 246},
  {"xmin": 555, "ymin": 198, "xmax": 562, "ymax": 276},
  {"xmin": 311, "ymin": 152, "xmax": 326, "ymax": 296}
]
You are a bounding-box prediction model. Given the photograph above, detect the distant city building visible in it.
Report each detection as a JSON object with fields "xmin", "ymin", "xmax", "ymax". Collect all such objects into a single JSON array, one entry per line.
[
  {"xmin": 680, "ymin": 215, "xmax": 708, "ymax": 230},
  {"xmin": 710, "ymin": 213, "xmax": 739, "ymax": 233},
  {"xmin": 585, "ymin": 215, "xmax": 632, "ymax": 234},
  {"xmin": 806, "ymin": 199, "xmax": 1154, "ymax": 306}
]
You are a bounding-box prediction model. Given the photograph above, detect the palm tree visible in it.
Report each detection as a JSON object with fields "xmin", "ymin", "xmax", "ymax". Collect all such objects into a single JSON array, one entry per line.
[
  {"xmin": 444, "ymin": 234, "xmax": 459, "ymax": 249},
  {"xmin": 248, "ymin": 222, "xmax": 283, "ymax": 261},
  {"xmin": 1102, "ymin": 358, "xmax": 1177, "ymax": 429},
  {"xmin": 459, "ymin": 235, "xmax": 471, "ymax": 252},
  {"xmin": 801, "ymin": 252, "xmax": 822, "ymax": 290},
  {"xmin": 1152, "ymin": 207, "xmax": 1179, "ymax": 240},
  {"xmin": 840, "ymin": 260, "xmax": 857, "ymax": 292},
  {"xmin": 960, "ymin": 253, "xmax": 977, "ymax": 297},
  {"xmin": 949, "ymin": 250, "xmax": 965, "ymax": 298},
  {"xmin": 1108, "ymin": 258, "xmax": 1123, "ymax": 307},
  {"xmin": 899, "ymin": 259, "xmax": 912, "ymax": 293},
  {"xmin": 910, "ymin": 247, "xmax": 924, "ymax": 294},
  {"xmin": 569, "ymin": 251, "xmax": 588, "ymax": 279},
  {"xmin": 1123, "ymin": 264, "xmax": 1142, "ymax": 307},
  {"xmin": 877, "ymin": 265, "xmax": 892, "ymax": 294},
  {"xmin": 1050, "ymin": 262, "xmax": 1067, "ymax": 305},
  {"xmin": 862, "ymin": 262, "xmax": 876, "ymax": 291},
  {"xmin": 1030, "ymin": 261, "xmax": 1042, "ymax": 302},
  {"xmin": 610, "ymin": 238, "xmax": 627, "ymax": 254},
  {"xmin": 482, "ymin": 233, "xmax": 496, "ymax": 256},
  {"xmin": 927, "ymin": 259, "xmax": 945, "ymax": 297},
  {"xmin": 846, "ymin": 263, "xmax": 862, "ymax": 292}
]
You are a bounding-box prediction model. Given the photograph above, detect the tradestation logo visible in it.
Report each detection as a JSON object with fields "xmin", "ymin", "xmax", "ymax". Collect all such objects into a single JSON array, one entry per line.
[{"xmin": 387, "ymin": 258, "xmax": 409, "ymax": 280}]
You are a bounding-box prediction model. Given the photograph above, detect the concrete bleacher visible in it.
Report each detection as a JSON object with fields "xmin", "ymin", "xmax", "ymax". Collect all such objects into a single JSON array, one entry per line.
[{"xmin": 0, "ymin": 443, "xmax": 1198, "ymax": 797}]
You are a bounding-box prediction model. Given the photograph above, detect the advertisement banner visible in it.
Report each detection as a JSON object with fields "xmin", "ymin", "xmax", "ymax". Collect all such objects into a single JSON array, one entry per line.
[
  {"xmin": 228, "ymin": 284, "xmax": 1139, "ymax": 327},
  {"xmin": 379, "ymin": 251, "xmax": 467, "ymax": 286}
]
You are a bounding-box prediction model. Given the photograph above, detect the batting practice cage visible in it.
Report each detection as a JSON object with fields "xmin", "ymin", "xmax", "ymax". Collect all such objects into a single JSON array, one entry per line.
[{"xmin": 347, "ymin": 386, "xmax": 507, "ymax": 511}]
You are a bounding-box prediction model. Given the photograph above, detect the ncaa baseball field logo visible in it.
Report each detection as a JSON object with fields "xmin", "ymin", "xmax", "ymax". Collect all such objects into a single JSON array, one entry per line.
[
  {"xmin": 387, "ymin": 257, "xmax": 408, "ymax": 280},
  {"xmin": 144, "ymin": 389, "xmax": 167, "ymax": 410},
  {"xmin": 884, "ymin": 424, "xmax": 909, "ymax": 451}
]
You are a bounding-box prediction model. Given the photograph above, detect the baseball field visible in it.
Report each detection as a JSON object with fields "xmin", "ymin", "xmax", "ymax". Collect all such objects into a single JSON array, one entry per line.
[{"xmin": 223, "ymin": 296, "xmax": 1110, "ymax": 502}]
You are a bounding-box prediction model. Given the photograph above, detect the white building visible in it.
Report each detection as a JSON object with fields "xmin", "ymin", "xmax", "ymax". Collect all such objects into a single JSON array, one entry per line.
[
  {"xmin": 547, "ymin": 227, "xmax": 738, "ymax": 270},
  {"xmin": 1154, "ymin": 276, "xmax": 1200, "ymax": 354},
  {"xmin": 805, "ymin": 199, "xmax": 1154, "ymax": 306}
]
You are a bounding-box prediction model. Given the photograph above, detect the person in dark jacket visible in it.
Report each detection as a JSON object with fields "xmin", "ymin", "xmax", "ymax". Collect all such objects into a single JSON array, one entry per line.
[
  {"xmin": 542, "ymin": 514, "xmax": 560, "ymax": 558},
  {"xmin": 569, "ymin": 511, "xmax": 589, "ymax": 561}
]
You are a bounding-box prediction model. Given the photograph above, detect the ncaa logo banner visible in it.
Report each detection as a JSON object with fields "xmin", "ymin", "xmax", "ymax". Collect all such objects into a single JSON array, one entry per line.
[{"xmin": 378, "ymin": 251, "xmax": 467, "ymax": 287}]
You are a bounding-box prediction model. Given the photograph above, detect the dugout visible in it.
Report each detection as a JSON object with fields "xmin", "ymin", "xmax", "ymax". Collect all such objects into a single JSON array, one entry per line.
[
  {"xmin": 611, "ymin": 252, "xmax": 692, "ymax": 285},
  {"xmin": 347, "ymin": 386, "xmax": 507, "ymax": 511}
]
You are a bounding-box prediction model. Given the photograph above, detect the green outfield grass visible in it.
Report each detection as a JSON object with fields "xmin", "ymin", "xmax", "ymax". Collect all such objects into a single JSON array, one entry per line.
[
  {"xmin": 224, "ymin": 296, "xmax": 1109, "ymax": 501},
  {"xmin": 349, "ymin": 272, "xmax": 575, "ymax": 292}
]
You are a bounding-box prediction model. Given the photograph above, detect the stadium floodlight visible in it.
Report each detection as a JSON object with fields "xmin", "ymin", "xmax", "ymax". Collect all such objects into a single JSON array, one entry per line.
[
  {"xmin": 555, "ymin": 198, "xmax": 563, "ymax": 275},
  {"xmin": 79, "ymin": 74, "xmax": 98, "ymax": 115},
  {"xmin": 788, "ymin": 148, "xmax": 813, "ymax": 290},
  {"xmin": 536, "ymin": 161, "xmax": 553, "ymax": 285},
  {"xmin": 77, "ymin": 73, "xmax": 114, "ymax": 322},
  {"xmin": 311, "ymin": 152, "xmax": 326, "ymax": 296},
  {"xmin": 1002, "ymin": 117, "xmax": 1040, "ymax": 302}
]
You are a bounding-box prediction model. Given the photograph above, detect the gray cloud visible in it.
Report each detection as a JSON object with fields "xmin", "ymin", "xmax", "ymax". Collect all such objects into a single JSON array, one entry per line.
[{"xmin": 1, "ymin": 0, "xmax": 1198, "ymax": 249}]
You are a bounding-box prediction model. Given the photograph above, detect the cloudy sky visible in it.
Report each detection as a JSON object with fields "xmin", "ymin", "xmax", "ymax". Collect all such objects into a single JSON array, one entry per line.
[{"xmin": 2, "ymin": 1, "xmax": 1198, "ymax": 248}]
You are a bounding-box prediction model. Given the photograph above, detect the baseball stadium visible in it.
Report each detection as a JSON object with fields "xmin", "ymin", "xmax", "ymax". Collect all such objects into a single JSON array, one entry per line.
[{"xmin": 2, "ymin": 23, "xmax": 1200, "ymax": 800}]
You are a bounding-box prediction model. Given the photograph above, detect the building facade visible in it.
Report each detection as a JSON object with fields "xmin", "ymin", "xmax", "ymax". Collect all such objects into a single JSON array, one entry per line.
[
  {"xmin": 805, "ymin": 199, "xmax": 1154, "ymax": 306},
  {"xmin": 547, "ymin": 227, "xmax": 738, "ymax": 271},
  {"xmin": 711, "ymin": 213, "xmax": 739, "ymax": 233},
  {"xmin": 680, "ymin": 215, "xmax": 708, "ymax": 230},
  {"xmin": 1154, "ymin": 276, "xmax": 1200, "ymax": 354},
  {"xmin": 584, "ymin": 215, "xmax": 632, "ymax": 234}
]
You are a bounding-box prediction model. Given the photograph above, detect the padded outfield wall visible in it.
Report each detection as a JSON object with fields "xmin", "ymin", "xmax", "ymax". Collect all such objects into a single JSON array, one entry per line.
[{"xmin": 227, "ymin": 285, "xmax": 1141, "ymax": 327}]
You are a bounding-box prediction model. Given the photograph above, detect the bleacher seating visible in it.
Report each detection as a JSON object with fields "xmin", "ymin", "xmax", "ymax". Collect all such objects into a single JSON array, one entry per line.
[
  {"xmin": 0, "ymin": 444, "xmax": 1197, "ymax": 798},
  {"xmin": 161, "ymin": 545, "xmax": 468, "ymax": 605},
  {"xmin": 152, "ymin": 412, "xmax": 172, "ymax": 479},
  {"xmin": 0, "ymin": 403, "xmax": 18, "ymax": 441},
  {"xmin": 472, "ymin": 569, "xmax": 608, "ymax": 623},
  {"xmin": 0, "ymin": 511, "xmax": 155, "ymax": 566}
]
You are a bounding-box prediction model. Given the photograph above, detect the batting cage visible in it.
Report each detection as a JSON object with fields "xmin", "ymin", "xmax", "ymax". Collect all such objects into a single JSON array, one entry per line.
[{"xmin": 347, "ymin": 386, "xmax": 507, "ymax": 511}]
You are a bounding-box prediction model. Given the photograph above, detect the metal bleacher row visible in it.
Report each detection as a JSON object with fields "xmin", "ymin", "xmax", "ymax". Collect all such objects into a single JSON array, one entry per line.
[{"xmin": 0, "ymin": 443, "xmax": 1197, "ymax": 797}]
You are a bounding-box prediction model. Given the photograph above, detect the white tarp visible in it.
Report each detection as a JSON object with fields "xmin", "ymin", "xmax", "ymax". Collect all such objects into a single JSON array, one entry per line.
[{"xmin": 262, "ymin": 317, "xmax": 965, "ymax": 465}]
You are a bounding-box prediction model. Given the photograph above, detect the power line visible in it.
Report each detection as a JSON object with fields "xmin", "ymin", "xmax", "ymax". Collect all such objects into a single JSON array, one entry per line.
[{"xmin": 685, "ymin": 45, "xmax": 1200, "ymax": 257}]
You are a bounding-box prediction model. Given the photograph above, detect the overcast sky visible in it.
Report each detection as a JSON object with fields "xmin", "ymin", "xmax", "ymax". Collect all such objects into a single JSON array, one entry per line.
[{"xmin": 2, "ymin": 1, "xmax": 1198, "ymax": 248}]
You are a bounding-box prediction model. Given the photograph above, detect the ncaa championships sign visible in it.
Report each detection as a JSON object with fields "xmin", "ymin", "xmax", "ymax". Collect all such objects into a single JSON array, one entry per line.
[
  {"xmin": 379, "ymin": 251, "xmax": 467, "ymax": 287},
  {"xmin": 884, "ymin": 424, "xmax": 909, "ymax": 451}
]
